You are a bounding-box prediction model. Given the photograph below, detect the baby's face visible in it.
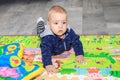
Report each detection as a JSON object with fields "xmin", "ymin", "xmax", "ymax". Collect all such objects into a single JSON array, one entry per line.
[{"xmin": 48, "ymin": 12, "xmax": 67, "ymax": 38}]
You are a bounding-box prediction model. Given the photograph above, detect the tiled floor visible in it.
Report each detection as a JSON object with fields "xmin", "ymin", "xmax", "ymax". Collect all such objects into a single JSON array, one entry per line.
[{"xmin": 0, "ymin": 0, "xmax": 120, "ymax": 35}]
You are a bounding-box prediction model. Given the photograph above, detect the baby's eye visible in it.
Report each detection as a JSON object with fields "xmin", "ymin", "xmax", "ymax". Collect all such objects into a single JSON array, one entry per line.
[
  {"xmin": 62, "ymin": 22, "xmax": 66, "ymax": 24},
  {"xmin": 54, "ymin": 22, "xmax": 58, "ymax": 25}
]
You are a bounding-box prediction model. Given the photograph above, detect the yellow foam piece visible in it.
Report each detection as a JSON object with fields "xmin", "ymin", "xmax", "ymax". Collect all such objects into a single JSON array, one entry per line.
[
  {"xmin": 18, "ymin": 44, "xmax": 24, "ymax": 59},
  {"xmin": 22, "ymin": 67, "xmax": 45, "ymax": 80}
]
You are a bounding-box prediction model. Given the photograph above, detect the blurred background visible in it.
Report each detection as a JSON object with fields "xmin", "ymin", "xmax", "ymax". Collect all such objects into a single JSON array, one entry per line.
[{"xmin": 0, "ymin": 0, "xmax": 120, "ymax": 35}]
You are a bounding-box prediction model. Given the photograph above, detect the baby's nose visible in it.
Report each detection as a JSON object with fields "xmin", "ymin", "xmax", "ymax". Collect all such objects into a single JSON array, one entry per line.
[{"xmin": 59, "ymin": 23, "xmax": 63, "ymax": 28}]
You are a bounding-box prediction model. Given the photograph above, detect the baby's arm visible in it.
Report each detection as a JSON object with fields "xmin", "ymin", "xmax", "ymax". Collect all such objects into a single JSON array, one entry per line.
[
  {"xmin": 40, "ymin": 36, "xmax": 57, "ymax": 74},
  {"xmin": 69, "ymin": 29, "xmax": 85, "ymax": 63}
]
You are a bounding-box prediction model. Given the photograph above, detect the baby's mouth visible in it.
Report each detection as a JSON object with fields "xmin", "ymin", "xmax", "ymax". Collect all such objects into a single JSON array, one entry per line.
[{"xmin": 58, "ymin": 30, "xmax": 63, "ymax": 32}]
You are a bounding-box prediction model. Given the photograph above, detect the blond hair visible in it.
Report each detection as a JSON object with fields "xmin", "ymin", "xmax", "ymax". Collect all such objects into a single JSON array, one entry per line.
[{"xmin": 48, "ymin": 5, "xmax": 67, "ymax": 21}]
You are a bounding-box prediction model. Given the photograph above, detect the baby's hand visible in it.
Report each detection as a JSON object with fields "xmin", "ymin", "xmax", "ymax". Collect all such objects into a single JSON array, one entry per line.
[
  {"xmin": 75, "ymin": 55, "xmax": 85, "ymax": 63},
  {"xmin": 45, "ymin": 65, "xmax": 57, "ymax": 74}
]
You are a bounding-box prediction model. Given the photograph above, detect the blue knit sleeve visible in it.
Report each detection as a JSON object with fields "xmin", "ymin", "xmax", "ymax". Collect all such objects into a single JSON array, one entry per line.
[
  {"xmin": 70, "ymin": 29, "xmax": 84, "ymax": 56},
  {"xmin": 40, "ymin": 36, "xmax": 54, "ymax": 67}
]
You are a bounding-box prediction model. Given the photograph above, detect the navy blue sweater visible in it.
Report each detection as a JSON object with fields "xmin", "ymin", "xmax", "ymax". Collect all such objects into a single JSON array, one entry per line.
[{"xmin": 40, "ymin": 27, "xmax": 84, "ymax": 67}]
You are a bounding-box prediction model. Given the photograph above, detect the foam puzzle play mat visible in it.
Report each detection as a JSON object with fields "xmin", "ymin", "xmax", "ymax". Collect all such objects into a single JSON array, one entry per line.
[{"xmin": 0, "ymin": 35, "xmax": 120, "ymax": 80}]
